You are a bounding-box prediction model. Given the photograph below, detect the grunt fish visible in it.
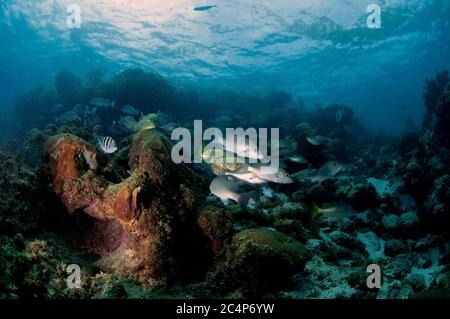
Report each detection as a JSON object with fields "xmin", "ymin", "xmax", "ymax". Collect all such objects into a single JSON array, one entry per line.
[
  {"xmin": 308, "ymin": 161, "xmax": 342, "ymax": 184},
  {"xmin": 209, "ymin": 176, "xmax": 255, "ymax": 207}
]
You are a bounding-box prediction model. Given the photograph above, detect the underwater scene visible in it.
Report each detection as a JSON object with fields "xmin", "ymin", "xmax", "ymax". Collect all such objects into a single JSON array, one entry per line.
[{"xmin": 0, "ymin": 0, "xmax": 450, "ymax": 302}]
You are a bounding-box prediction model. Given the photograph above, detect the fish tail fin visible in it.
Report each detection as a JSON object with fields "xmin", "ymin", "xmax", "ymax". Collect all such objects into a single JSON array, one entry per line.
[
  {"xmin": 311, "ymin": 202, "xmax": 322, "ymax": 220},
  {"xmin": 237, "ymin": 191, "xmax": 256, "ymax": 208}
]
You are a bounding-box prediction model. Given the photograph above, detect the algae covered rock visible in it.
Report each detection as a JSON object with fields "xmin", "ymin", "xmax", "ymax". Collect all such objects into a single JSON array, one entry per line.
[
  {"xmin": 197, "ymin": 205, "xmax": 233, "ymax": 256},
  {"xmin": 229, "ymin": 228, "xmax": 310, "ymax": 269},
  {"xmin": 212, "ymin": 227, "xmax": 310, "ymax": 297},
  {"xmin": 382, "ymin": 214, "xmax": 400, "ymax": 231},
  {"xmin": 425, "ymin": 174, "xmax": 450, "ymax": 227},
  {"xmin": 400, "ymin": 212, "xmax": 420, "ymax": 235},
  {"xmin": 347, "ymin": 183, "xmax": 379, "ymax": 210},
  {"xmin": 42, "ymin": 129, "xmax": 207, "ymax": 288}
]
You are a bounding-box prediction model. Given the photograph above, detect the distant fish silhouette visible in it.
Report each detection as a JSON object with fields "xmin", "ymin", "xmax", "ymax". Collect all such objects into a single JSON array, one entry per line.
[
  {"xmin": 306, "ymin": 135, "xmax": 329, "ymax": 146},
  {"xmin": 193, "ymin": 5, "xmax": 217, "ymax": 11},
  {"xmin": 90, "ymin": 97, "xmax": 116, "ymax": 109},
  {"xmin": 122, "ymin": 104, "xmax": 140, "ymax": 117},
  {"xmin": 307, "ymin": 161, "xmax": 342, "ymax": 184}
]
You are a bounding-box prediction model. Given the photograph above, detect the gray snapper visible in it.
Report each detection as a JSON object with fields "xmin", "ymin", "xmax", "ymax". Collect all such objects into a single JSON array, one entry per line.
[
  {"xmin": 209, "ymin": 176, "xmax": 255, "ymax": 207},
  {"xmin": 308, "ymin": 161, "xmax": 342, "ymax": 184}
]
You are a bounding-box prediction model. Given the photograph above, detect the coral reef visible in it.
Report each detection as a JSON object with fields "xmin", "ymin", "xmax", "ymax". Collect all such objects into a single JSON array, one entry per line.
[
  {"xmin": 433, "ymin": 84, "xmax": 450, "ymax": 148},
  {"xmin": 1, "ymin": 67, "xmax": 450, "ymax": 299},
  {"xmin": 42, "ymin": 129, "xmax": 207, "ymax": 287},
  {"xmin": 422, "ymin": 70, "xmax": 449, "ymax": 130}
]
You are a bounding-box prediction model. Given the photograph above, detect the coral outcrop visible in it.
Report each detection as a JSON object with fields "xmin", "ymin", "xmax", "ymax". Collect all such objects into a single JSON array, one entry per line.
[{"xmin": 42, "ymin": 129, "xmax": 204, "ymax": 287}]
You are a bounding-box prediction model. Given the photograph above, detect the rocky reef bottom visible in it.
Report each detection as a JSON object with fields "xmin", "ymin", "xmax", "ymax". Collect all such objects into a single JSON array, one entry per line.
[
  {"xmin": 1, "ymin": 123, "xmax": 450, "ymax": 300},
  {"xmin": 1, "ymin": 75, "xmax": 450, "ymax": 299}
]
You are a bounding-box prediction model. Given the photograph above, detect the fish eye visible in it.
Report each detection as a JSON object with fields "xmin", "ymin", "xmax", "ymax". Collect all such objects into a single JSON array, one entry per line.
[{"xmin": 285, "ymin": 173, "xmax": 289, "ymax": 177}]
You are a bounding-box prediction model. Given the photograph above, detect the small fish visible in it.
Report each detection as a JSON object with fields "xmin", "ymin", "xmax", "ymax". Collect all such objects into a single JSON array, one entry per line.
[
  {"xmin": 279, "ymin": 138, "xmax": 297, "ymax": 151},
  {"xmin": 308, "ymin": 161, "xmax": 342, "ymax": 184},
  {"xmin": 306, "ymin": 135, "xmax": 329, "ymax": 146},
  {"xmin": 119, "ymin": 116, "xmax": 138, "ymax": 131},
  {"xmin": 107, "ymin": 122, "xmax": 122, "ymax": 135},
  {"xmin": 287, "ymin": 155, "xmax": 309, "ymax": 164},
  {"xmin": 209, "ymin": 155, "xmax": 245, "ymax": 172},
  {"xmin": 97, "ymin": 136, "xmax": 118, "ymax": 154},
  {"xmin": 212, "ymin": 161, "xmax": 265, "ymax": 184},
  {"xmin": 262, "ymin": 185, "xmax": 274, "ymax": 198},
  {"xmin": 209, "ymin": 176, "xmax": 255, "ymax": 207},
  {"xmin": 216, "ymin": 135, "xmax": 264, "ymax": 160},
  {"xmin": 90, "ymin": 97, "xmax": 116, "ymax": 108},
  {"xmin": 72, "ymin": 104, "xmax": 90, "ymax": 115},
  {"xmin": 86, "ymin": 115, "xmax": 101, "ymax": 127},
  {"xmin": 56, "ymin": 111, "xmax": 82, "ymax": 125},
  {"xmin": 193, "ymin": 5, "xmax": 217, "ymax": 11},
  {"xmin": 225, "ymin": 170, "xmax": 267, "ymax": 184},
  {"xmin": 122, "ymin": 105, "xmax": 140, "ymax": 117},
  {"xmin": 134, "ymin": 113, "xmax": 159, "ymax": 132},
  {"xmin": 247, "ymin": 165, "xmax": 294, "ymax": 184},
  {"xmin": 312, "ymin": 202, "xmax": 357, "ymax": 220}
]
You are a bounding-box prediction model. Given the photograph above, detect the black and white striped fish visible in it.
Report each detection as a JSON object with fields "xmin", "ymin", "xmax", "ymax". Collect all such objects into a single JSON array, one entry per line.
[{"xmin": 97, "ymin": 136, "xmax": 118, "ymax": 154}]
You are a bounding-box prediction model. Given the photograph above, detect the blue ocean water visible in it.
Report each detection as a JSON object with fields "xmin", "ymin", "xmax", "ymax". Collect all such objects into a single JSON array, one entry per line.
[{"xmin": 0, "ymin": 0, "xmax": 449, "ymax": 134}]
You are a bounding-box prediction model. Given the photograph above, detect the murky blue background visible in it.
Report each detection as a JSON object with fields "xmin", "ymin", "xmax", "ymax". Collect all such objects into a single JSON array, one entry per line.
[{"xmin": 1, "ymin": 0, "xmax": 449, "ymax": 134}]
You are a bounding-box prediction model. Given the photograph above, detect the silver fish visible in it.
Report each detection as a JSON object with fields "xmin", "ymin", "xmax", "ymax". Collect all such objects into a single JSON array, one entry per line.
[
  {"xmin": 72, "ymin": 104, "xmax": 90, "ymax": 116},
  {"xmin": 312, "ymin": 202, "xmax": 357, "ymax": 220},
  {"xmin": 122, "ymin": 105, "xmax": 140, "ymax": 117},
  {"xmin": 308, "ymin": 161, "xmax": 342, "ymax": 184},
  {"xmin": 262, "ymin": 185, "xmax": 274, "ymax": 198},
  {"xmin": 119, "ymin": 116, "xmax": 138, "ymax": 132},
  {"xmin": 90, "ymin": 97, "xmax": 116, "ymax": 108},
  {"xmin": 209, "ymin": 176, "xmax": 255, "ymax": 207},
  {"xmin": 56, "ymin": 111, "xmax": 82, "ymax": 125},
  {"xmin": 97, "ymin": 136, "xmax": 118, "ymax": 154},
  {"xmin": 306, "ymin": 135, "xmax": 329, "ymax": 146},
  {"xmin": 215, "ymin": 135, "xmax": 264, "ymax": 160},
  {"xmin": 225, "ymin": 170, "xmax": 267, "ymax": 184},
  {"xmin": 287, "ymin": 155, "xmax": 309, "ymax": 164},
  {"xmin": 247, "ymin": 165, "xmax": 294, "ymax": 184}
]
